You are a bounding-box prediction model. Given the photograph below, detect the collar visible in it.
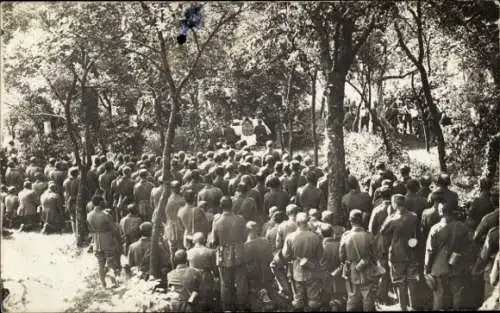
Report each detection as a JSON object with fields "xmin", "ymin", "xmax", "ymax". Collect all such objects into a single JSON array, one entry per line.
[
  {"xmin": 351, "ymin": 225, "xmax": 365, "ymax": 232},
  {"xmin": 222, "ymin": 211, "xmax": 233, "ymax": 216},
  {"xmin": 140, "ymin": 236, "xmax": 151, "ymax": 241},
  {"xmin": 176, "ymin": 264, "xmax": 188, "ymax": 269}
]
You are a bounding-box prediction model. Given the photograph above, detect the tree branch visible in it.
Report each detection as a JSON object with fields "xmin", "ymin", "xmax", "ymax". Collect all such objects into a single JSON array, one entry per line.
[
  {"xmin": 351, "ymin": 16, "xmax": 377, "ymax": 61},
  {"xmin": 120, "ymin": 46, "xmax": 163, "ymax": 72},
  {"xmin": 177, "ymin": 5, "xmax": 244, "ymax": 93},
  {"xmin": 394, "ymin": 21, "xmax": 421, "ymax": 68},
  {"xmin": 378, "ymin": 69, "xmax": 418, "ymax": 82}
]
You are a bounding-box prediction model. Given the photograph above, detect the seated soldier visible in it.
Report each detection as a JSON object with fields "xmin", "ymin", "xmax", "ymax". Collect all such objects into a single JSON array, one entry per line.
[
  {"xmin": 165, "ymin": 249, "xmax": 203, "ymax": 312},
  {"xmin": 128, "ymin": 222, "xmax": 170, "ymax": 280}
]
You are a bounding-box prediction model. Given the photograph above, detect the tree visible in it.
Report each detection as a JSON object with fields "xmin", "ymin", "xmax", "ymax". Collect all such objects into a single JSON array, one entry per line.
[
  {"xmin": 118, "ymin": 2, "xmax": 246, "ymax": 278},
  {"xmin": 304, "ymin": 2, "xmax": 392, "ymax": 223},
  {"xmin": 394, "ymin": 0, "xmax": 448, "ymax": 172}
]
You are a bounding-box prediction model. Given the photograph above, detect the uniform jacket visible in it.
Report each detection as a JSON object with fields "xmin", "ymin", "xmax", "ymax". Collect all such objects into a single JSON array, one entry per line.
[
  {"xmin": 231, "ymin": 193, "xmax": 257, "ymax": 222},
  {"xmin": 425, "ymin": 217, "xmax": 470, "ymax": 277},
  {"xmin": 468, "ymin": 192, "xmax": 494, "ymax": 228},
  {"xmin": 473, "ymin": 209, "xmax": 499, "ymax": 244},
  {"xmin": 40, "ymin": 190, "xmax": 63, "ymax": 224},
  {"xmin": 128, "ymin": 236, "xmax": 170, "ymax": 272},
  {"xmin": 264, "ymin": 189, "xmax": 289, "ymax": 213},
  {"xmin": 211, "ymin": 211, "xmax": 247, "ymax": 267},
  {"xmin": 341, "ymin": 189, "xmax": 373, "ymax": 227},
  {"xmin": 405, "ymin": 192, "xmax": 426, "ymax": 219},
  {"xmin": 18, "ymin": 188, "xmax": 38, "ymax": 216},
  {"xmin": 87, "ymin": 207, "xmax": 120, "ymax": 252},
  {"xmin": 198, "ymin": 185, "xmax": 223, "ymax": 212},
  {"xmin": 213, "ymin": 176, "xmax": 229, "ymax": 196},
  {"xmin": 119, "ymin": 214, "xmax": 142, "ymax": 246},
  {"xmin": 339, "ymin": 226, "xmax": 377, "ymax": 284},
  {"xmin": 380, "ymin": 211, "xmax": 420, "ymax": 263},
  {"xmin": 164, "ymin": 193, "xmax": 186, "ymax": 242},
  {"xmin": 178, "ymin": 204, "xmax": 209, "ymax": 240},
  {"xmin": 282, "ymin": 228, "xmax": 323, "ymax": 282},
  {"xmin": 296, "ymin": 183, "xmax": 326, "ymax": 211},
  {"xmin": 32, "ymin": 180, "xmax": 48, "ymax": 199},
  {"xmin": 245, "ymin": 237, "xmax": 274, "ymax": 286},
  {"xmin": 167, "ymin": 264, "xmax": 203, "ymax": 301},
  {"xmin": 276, "ymin": 219, "xmax": 298, "ymax": 251}
]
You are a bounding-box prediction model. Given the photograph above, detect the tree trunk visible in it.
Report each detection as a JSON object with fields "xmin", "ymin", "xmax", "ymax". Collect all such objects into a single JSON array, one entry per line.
[
  {"xmin": 325, "ymin": 71, "xmax": 347, "ymax": 225},
  {"xmin": 419, "ymin": 65, "xmax": 447, "ymax": 171},
  {"xmin": 149, "ymin": 95, "xmax": 178, "ymax": 279},
  {"xmin": 311, "ymin": 69, "xmax": 319, "ymax": 166},
  {"xmin": 411, "ymin": 73, "xmax": 430, "ymax": 152},
  {"xmin": 286, "ymin": 71, "xmax": 294, "ymax": 158}
]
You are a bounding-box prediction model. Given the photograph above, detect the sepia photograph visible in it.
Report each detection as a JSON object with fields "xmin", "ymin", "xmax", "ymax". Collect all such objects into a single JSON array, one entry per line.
[{"xmin": 0, "ymin": 1, "xmax": 499, "ymax": 312}]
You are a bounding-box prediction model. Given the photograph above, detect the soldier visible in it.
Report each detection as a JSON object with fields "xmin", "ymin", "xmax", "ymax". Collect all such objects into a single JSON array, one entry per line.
[
  {"xmin": 282, "ymin": 212, "xmax": 323, "ymax": 311},
  {"xmin": 422, "ymin": 193, "xmax": 446, "ymax": 242},
  {"xmin": 425, "ymin": 201, "xmax": 470, "ymax": 310},
  {"xmin": 247, "ymin": 171, "xmax": 266, "ymax": 220},
  {"xmin": 262, "ymin": 141, "xmax": 281, "ymax": 168},
  {"xmin": 87, "ymin": 195, "xmax": 122, "ymax": 288},
  {"xmin": 44, "ymin": 157, "xmax": 57, "ymax": 180},
  {"xmin": 264, "ymin": 209, "xmax": 286, "ymax": 252},
  {"xmin": 165, "ymin": 181, "xmax": 186, "ymax": 267},
  {"xmin": 134, "ymin": 169, "xmax": 155, "ymax": 220},
  {"xmin": 232, "ymin": 182, "xmax": 258, "ymax": 222},
  {"xmin": 405, "ymin": 179, "xmax": 426, "ymax": 219},
  {"xmin": 320, "ymin": 224, "xmax": 347, "ymax": 311},
  {"xmin": 128, "ymin": 221, "xmax": 170, "ymax": 280},
  {"xmin": 427, "ymin": 173, "xmax": 458, "ymax": 210},
  {"xmin": 264, "ymin": 176, "xmax": 288, "ymax": 213},
  {"xmin": 87, "ymin": 157, "xmax": 101, "ymax": 197},
  {"xmin": 119, "ymin": 203, "xmax": 142, "ymax": 256},
  {"xmin": 98, "ymin": 161, "xmax": 116, "ymax": 209},
  {"xmin": 392, "ymin": 165, "xmax": 411, "ymax": 196},
  {"xmin": 63, "ymin": 167, "xmax": 80, "ymax": 235},
  {"xmin": 340, "ymin": 209, "xmax": 378, "ymax": 311},
  {"xmin": 372, "ymin": 179, "xmax": 393, "ymax": 208},
  {"xmin": 187, "ymin": 232, "xmax": 218, "ymax": 312},
  {"xmin": 296, "ymin": 171, "xmax": 326, "ymax": 212},
  {"xmin": 467, "ymin": 177, "xmax": 495, "ymax": 230},
  {"xmin": 341, "ymin": 176, "xmax": 373, "ymax": 229},
  {"xmin": 211, "ymin": 196, "xmax": 248, "ymax": 312},
  {"xmin": 150, "ymin": 175, "xmax": 164, "ymax": 213},
  {"xmin": 40, "ymin": 182, "xmax": 63, "ymax": 234},
  {"xmin": 367, "ymin": 185, "xmax": 394, "ymax": 305},
  {"xmin": 473, "ymin": 207, "xmax": 499, "ymax": 245},
  {"xmin": 32, "ymin": 172, "xmax": 48, "ymax": 200},
  {"xmin": 213, "ymin": 166, "xmax": 229, "ymax": 196},
  {"xmin": 380, "ymin": 194, "xmax": 420, "ymax": 311},
  {"xmin": 244, "ymin": 221, "xmax": 274, "ymax": 311},
  {"xmin": 307, "ymin": 208, "xmax": 322, "ymax": 234},
  {"xmin": 25, "ymin": 157, "xmax": 42, "ymax": 182},
  {"xmin": 283, "ymin": 160, "xmax": 303, "ymax": 200},
  {"xmin": 197, "ymin": 174, "xmax": 223, "ymax": 214},
  {"xmin": 417, "ymin": 175, "xmax": 432, "ymax": 200},
  {"xmin": 260, "ymin": 155, "xmax": 276, "ymax": 179},
  {"xmin": 4, "ymin": 186, "xmax": 19, "ymax": 228},
  {"xmin": 178, "ymin": 189, "xmax": 209, "ymax": 250},
  {"xmin": 228, "ymin": 163, "xmax": 246, "ymax": 197},
  {"xmin": 368, "ymin": 162, "xmax": 396, "ymax": 199},
  {"xmin": 5, "ymin": 161, "xmax": 25, "ymax": 191},
  {"xmin": 17, "ymin": 181, "xmax": 39, "ymax": 232}
]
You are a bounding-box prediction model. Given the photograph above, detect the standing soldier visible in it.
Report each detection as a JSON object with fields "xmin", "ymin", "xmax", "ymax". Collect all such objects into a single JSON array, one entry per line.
[
  {"xmin": 134, "ymin": 169, "xmax": 155, "ymax": 220},
  {"xmin": 264, "ymin": 177, "xmax": 289, "ymax": 213},
  {"xmin": 392, "ymin": 165, "xmax": 411, "ymax": 196},
  {"xmin": 427, "ymin": 173, "xmax": 458, "ymax": 211},
  {"xmin": 211, "ymin": 196, "xmax": 249, "ymax": 312},
  {"xmin": 213, "ymin": 166, "xmax": 229, "ymax": 196},
  {"xmin": 197, "ymin": 174, "xmax": 223, "ymax": 215},
  {"xmin": 25, "ymin": 157, "xmax": 42, "ymax": 182},
  {"xmin": 380, "ymin": 194, "xmax": 420, "ymax": 311},
  {"xmin": 165, "ymin": 181, "xmax": 186, "ymax": 266},
  {"xmin": 98, "ymin": 161, "xmax": 116, "ymax": 209},
  {"xmin": 232, "ymin": 182, "xmax": 258, "ymax": 222},
  {"xmin": 187, "ymin": 232, "xmax": 218, "ymax": 312},
  {"xmin": 244, "ymin": 221, "xmax": 274, "ymax": 310},
  {"xmin": 417, "ymin": 175, "xmax": 432, "ymax": 200},
  {"xmin": 405, "ymin": 179, "xmax": 426, "ymax": 219},
  {"xmin": 63, "ymin": 167, "xmax": 80, "ymax": 235},
  {"xmin": 116, "ymin": 167, "xmax": 135, "ymax": 218},
  {"xmin": 424, "ymin": 202, "xmax": 470, "ymax": 310},
  {"xmin": 178, "ymin": 189, "xmax": 209, "ymax": 250},
  {"xmin": 87, "ymin": 195, "xmax": 121, "ymax": 288},
  {"xmin": 282, "ymin": 212, "xmax": 324, "ymax": 311},
  {"xmin": 319, "ymin": 224, "xmax": 347, "ymax": 311},
  {"xmin": 342, "ymin": 176, "xmax": 373, "ymax": 229},
  {"xmin": 5, "ymin": 161, "xmax": 25, "ymax": 191},
  {"xmin": 296, "ymin": 171, "xmax": 326, "ymax": 212},
  {"xmin": 247, "ymin": 171, "xmax": 266, "ymax": 220},
  {"xmin": 119, "ymin": 204, "xmax": 142, "ymax": 256},
  {"xmin": 340, "ymin": 209, "xmax": 378, "ymax": 311},
  {"xmin": 44, "ymin": 157, "xmax": 57, "ymax": 180}
]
